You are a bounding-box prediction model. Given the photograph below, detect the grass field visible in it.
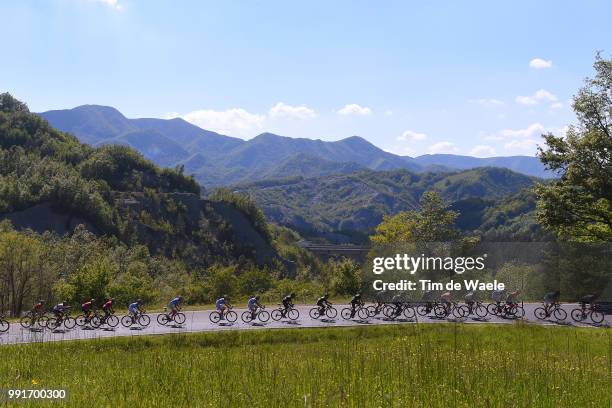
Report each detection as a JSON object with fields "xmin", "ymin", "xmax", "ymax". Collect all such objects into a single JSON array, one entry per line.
[{"xmin": 0, "ymin": 324, "xmax": 610, "ymax": 407}]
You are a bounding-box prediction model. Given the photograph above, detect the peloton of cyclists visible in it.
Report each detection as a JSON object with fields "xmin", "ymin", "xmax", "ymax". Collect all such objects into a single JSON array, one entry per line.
[{"xmin": 215, "ymin": 295, "xmax": 231, "ymax": 320}]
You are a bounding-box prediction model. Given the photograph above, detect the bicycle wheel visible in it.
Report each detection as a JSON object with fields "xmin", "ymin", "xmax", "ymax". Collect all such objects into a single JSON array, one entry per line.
[
  {"xmin": 91, "ymin": 315, "xmax": 102, "ymax": 328},
  {"xmin": 0, "ymin": 319, "xmax": 9, "ymax": 332},
  {"xmin": 157, "ymin": 313, "xmax": 170, "ymax": 325},
  {"xmin": 63, "ymin": 316, "xmax": 76, "ymax": 329},
  {"xmin": 534, "ymin": 307, "xmax": 547, "ymax": 320},
  {"xmin": 325, "ymin": 307, "xmax": 338, "ymax": 319},
  {"xmin": 487, "ymin": 303, "xmax": 500, "ymax": 316},
  {"xmin": 241, "ymin": 311, "xmax": 254, "ymax": 323},
  {"xmin": 512, "ymin": 306, "xmax": 525, "ymax": 319},
  {"xmin": 570, "ymin": 308, "xmax": 585, "ymax": 322},
  {"xmin": 36, "ymin": 316, "xmax": 49, "ymax": 329},
  {"xmin": 287, "ymin": 308, "xmax": 299, "ymax": 320},
  {"xmin": 309, "ymin": 308, "xmax": 321, "ymax": 319},
  {"xmin": 174, "ymin": 313, "xmax": 186, "ymax": 325},
  {"xmin": 20, "ymin": 314, "xmax": 33, "ymax": 329},
  {"xmin": 258, "ymin": 310, "xmax": 270, "ymax": 322},
  {"xmin": 403, "ymin": 305, "xmax": 416, "ymax": 319},
  {"xmin": 366, "ymin": 305, "xmax": 377, "ymax": 317},
  {"xmin": 75, "ymin": 315, "xmax": 87, "ymax": 327},
  {"xmin": 452, "ymin": 306, "xmax": 465, "ymax": 319},
  {"xmin": 209, "ymin": 311, "xmax": 221, "ymax": 324},
  {"xmin": 341, "ymin": 308, "xmax": 353, "ymax": 320},
  {"xmin": 590, "ymin": 310, "xmax": 604, "ymax": 324},
  {"xmin": 271, "ymin": 309, "xmax": 283, "ymax": 321},
  {"xmin": 46, "ymin": 317, "xmax": 59, "ymax": 330},
  {"xmin": 416, "ymin": 305, "xmax": 430, "ymax": 316},
  {"xmin": 434, "ymin": 305, "xmax": 448, "ymax": 318},
  {"xmin": 139, "ymin": 314, "xmax": 151, "ymax": 327},
  {"xmin": 356, "ymin": 307, "xmax": 369, "ymax": 320},
  {"xmin": 121, "ymin": 315, "xmax": 134, "ymax": 327},
  {"xmin": 225, "ymin": 310, "xmax": 237, "ymax": 323},
  {"xmin": 106, "ymin": 315, "xmax": 119, "ymax": 327},
  {"xmin": 383, "ymin": 305, "xmax": 395, "ymax": 319},
  {"xmin": 475, "ymin": 304, "xmax": 488, "ymax": 318},
  {"xmin": 553, "ymin": 308, "xmax": 567, "ymax": 321}
]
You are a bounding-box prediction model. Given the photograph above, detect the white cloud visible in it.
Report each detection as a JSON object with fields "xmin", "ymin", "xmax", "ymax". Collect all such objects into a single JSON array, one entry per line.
[
  {"xmin": 180, "ymin": 108, "xmax": 265, "ymax": 137},
  {"xmin": 503, "ymin": 139, "xmax": 540, "ymax": 155},
  {"xmin": 483, "ymin": 123, "xmax": 567, "ymax": 155},
  {"xmin": 470, "ymin": 145, "xmax": 497, "ymax": 157},
  {"xmin": 337, "ymin": 103, "xmax": 372, "ymax": 116},
  {"xmin": 550, "ymin": 102, "xmax": 563, "ymax": 109},
  {"xmin": 529, "ymin": 58, "xmax": 553, "ymax": 69},
  {"xmin": 470, "ymin": 98, "xmax": 505, "ymax": 107},
  {"xmin": 428, "ymin": 141, "xmax": 459, "ymax": 154},
  {"xmin": 515, "ymin": 89, "xmax": 558, "ymax": 105},
  {"xmin": 384, "ymin": 110, "xmax": 393, "ymax": 116},
  {"xmin": 397, "ymin": 130, "xmax": 428, "ymax": 142},
  {"xmin": 268, "ymin": 102, "xmax": 316, "ymax": 120},
  {"xmin": 89, "ymin": 0, "xmax": 123, "ymax": 10}
]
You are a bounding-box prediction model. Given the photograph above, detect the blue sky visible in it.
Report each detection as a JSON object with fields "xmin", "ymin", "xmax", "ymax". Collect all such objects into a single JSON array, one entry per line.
[{"xmin": 1, "ymin": 0, "xmax": 610, "ymax": 157}]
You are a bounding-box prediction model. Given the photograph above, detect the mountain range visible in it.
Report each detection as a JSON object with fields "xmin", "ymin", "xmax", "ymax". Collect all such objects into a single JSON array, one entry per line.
[{"xmin": 39, "ymin": 105, "xmax": 553, "ymax": 187}]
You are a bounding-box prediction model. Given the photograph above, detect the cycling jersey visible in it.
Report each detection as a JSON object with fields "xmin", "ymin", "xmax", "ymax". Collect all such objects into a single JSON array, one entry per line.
[
  {"xmin": 375, "ymin": 291, "xmax": 386, "ymax": 303},
  {"xmin": 316, "ymin": 297, "xmax": 328, "ymax": 307},
  {"xmin": 441, "ymin": 292, "xmax": 452, "ymax": 303},
  {"xmin": 102, "ymin": 300, "xmax": 113, "ymax": 310},
  {"xmin": 247, "ymin": 297, "xmax": 258, "ymax": 311},
  {"xmin": 128, "ymin": 302, "xmax": 139, "ymax": 313},
  {"xmin": 215, "ymin": 298, "xmax": 226, "ymax": 310},
  {"xmin": 81, "ymin": 301, "xmax": 93, "ymax": 311},
  {"xmin": 282, "ymin": 296, "xmax": 293, "ymax": 308},
  {"xmin": 391, "ymin": 295, "xmax": 402, "ymax": 304},
  {"xmin": 350, "ymin": 296, "xmax": 362, "ymax": 306},
  {"xmin": 33, "ymin": 303, "xmax": 44, "ymax": 312},
  {"xmin": 169, "ymin": 297, "xmax": 181, "ymax": 308},
  {"xmin": 52, "ymin": 304, "xmax": 65, "ymax": 314}
]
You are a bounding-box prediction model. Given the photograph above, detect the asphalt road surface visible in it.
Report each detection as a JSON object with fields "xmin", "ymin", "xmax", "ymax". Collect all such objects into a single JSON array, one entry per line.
[{"xmin": 1, "ymin": 303, "xmax": 610, "ymax": 345}]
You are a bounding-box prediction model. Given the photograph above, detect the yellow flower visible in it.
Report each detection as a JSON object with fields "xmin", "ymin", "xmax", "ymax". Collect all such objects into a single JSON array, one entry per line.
[{"xmin": 31, "ymin": 379, "xmax": 38, "ymax": 385}]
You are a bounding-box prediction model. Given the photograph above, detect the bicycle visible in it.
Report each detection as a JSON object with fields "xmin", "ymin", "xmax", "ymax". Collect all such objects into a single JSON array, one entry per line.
[
  {"xmin": 121, "ymin": 310, "xmax": 151, "ymax": 327},
  {"xmin": 458, "ymin": 301, "xmax": 488, "ymax": 318},
  {"xmin": 157, "ymin": 308, "xmax": 187, "ymax": 326},
  {"xmin": 19, "ymin": 311, "xmax": 49, "ymax": 329},
  {"xmin": 241, "ymin": 306, "xmax": 270, "ymax": 323},
  {"xmin": 271, "ymin": 304, "xmax": 300, "ymax": 321},
  {"xmin": 309, "ymin": 304, "xmax": 338, "ymax": 319},
  {"xmin": 97, "ymin": 312, "xmax": 119, "ymax": 328},
  {"xmin": 46, "ymin": 313, "xmax": 77, "ymax": 330},
  {"xmin": 434, "ymin": 301, "xmax": 467, "ymax": 319},
  {"xmin": 383, "ymin": 302, "xmax": 416, "ymax": 320},
  {"xmin": 0, "ymin": 313, "xmax": 9, "ymax": 333},
  {"xmin": 76, "ymin": 310, "xmax": 102, "ymax": 328},
  {"xmin": 415, "ymin": 301, "xmax": 437, "ymax": 316},
  {"xmin": 366, "ymin": 302, "xmax": 386, "ymax": 317},
  {"xmin": 534, "ymin": 302, "xmax": 567, "ymax": 322},
  {"xmin": 209, "ymin": 306, "xmax": 237, "ymax": 324},
  {"xmin": 570, "ymin": 300, "xmax": 604, "ymax": 325},
  {"xmin": 340, "ymin": 303, "xmax": 369, "ymax": 320},
  {"xmin": 487, "ymin": 301, "xmax": 524, "ymax": 319}
]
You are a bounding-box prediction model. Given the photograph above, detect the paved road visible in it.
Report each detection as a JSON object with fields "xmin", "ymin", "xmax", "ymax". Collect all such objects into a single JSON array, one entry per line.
[{"xmin": 1, "ymin": 303, "xmax": 609, "ymax": 345}]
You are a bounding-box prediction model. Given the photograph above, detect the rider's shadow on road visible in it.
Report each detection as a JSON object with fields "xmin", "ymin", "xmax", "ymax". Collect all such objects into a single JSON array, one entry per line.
[
  {"xmin": 51, "ymin": 329, "xmax": 69, "ymax": 334},
  {"xmin": 471, "ymin": 317, "xmax": 490, "ymax": 322},
  {"xmin": 218, "ymin": 322, "xmax": 234, "ymax": 327},
  {"xmin": 169, "ymin": 324, "xmax": 185, "ymax": 329},
  {"xmin": 129, "ymin": 326, "xmax": 145, "ymax": 331},
  {"xmin": 282, "ymin": 321, "xmax": 301, "ymax": 326},
  {"xmin": 101, "ymin": 327, "xmax": 116, "ymax": 332},
  {"xmin": 81, "ymin": 326, "xmax": 96, "ymax": 331},
  {"xmin": 250, "ymin": 322, "xmax": 267, "ymax": 327},
  {"xmin": 321, "ymin": 318, "xmax": 336, "ymax": 324}
]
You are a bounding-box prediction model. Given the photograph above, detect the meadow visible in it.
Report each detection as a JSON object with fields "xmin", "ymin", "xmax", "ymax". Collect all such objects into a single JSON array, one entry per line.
[{"xmin": 0, "ymin": 324, "xmax": 610, "ymax": 407}]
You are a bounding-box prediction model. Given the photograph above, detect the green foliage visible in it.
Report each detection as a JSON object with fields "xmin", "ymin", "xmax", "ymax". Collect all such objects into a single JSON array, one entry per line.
[
  {"xmin": 370, "ymin": 191, "xmax": 460, "ymax": 244},
  {"xmin": 536, "ymin": 53, "xmax": 612, "ymax": 241},
  {"xmin": 209, "ymin": 188, "xmax": 271, "ymax": 240},
  {"xmin": 329, "ymin": 258, "xmax": 362, "ymax": 295}
]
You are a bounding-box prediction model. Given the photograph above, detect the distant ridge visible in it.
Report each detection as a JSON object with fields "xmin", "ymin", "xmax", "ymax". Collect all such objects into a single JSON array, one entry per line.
[{"xmin": 39, "ymin": 105, "xmax": 553, "ymax": 187}]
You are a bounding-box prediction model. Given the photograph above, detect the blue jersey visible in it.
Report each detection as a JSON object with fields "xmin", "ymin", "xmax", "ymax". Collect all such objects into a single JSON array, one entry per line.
[
  {"xmin": 247, "ymin": 298, "xmax": 258, "ymax": 310},
  {"xmin": 215, "ymin": 298, "xmax": 225, "ymax": 309},
  {"xmin": 169, "ymin": 297, "xmax": 181, "ymax": 307},
  {"xmin": 128, "ymin": 302, "xmax": 139, "ymax": 312}
]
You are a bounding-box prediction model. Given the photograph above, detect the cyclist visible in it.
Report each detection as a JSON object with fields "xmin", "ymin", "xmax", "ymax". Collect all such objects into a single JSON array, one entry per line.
[
  {"xmin": 282, "ymin": 293, "xmax": 295, "ymax": 317},
  {"xmin": 32, "ymin": 300, "xmax": 45, "ymax": 316},
  {"xmin": 168, "ymin": 296, "xmax": 183, "ymax": 318},
  {"xmin": 101, "ymin": 298, "xmax": 114, "ymax": 319},
  {"xmin": 349, "ymin": 293, "xmax": 363, "ymax": 317},
  {"xmin": 389, "ymin": 293, "xmax": 403, "ymax": 317},
  {"xmin": 52, "ymin": 302, "xmax": 69, "ymax": 319},
  {"xmin": 128, "ymin": 299, "xmax": 143, "ymax": 321},
  {"xmin": 492, "ymin": 289, "xmax": 506, "ymax": 306},
  {"xmin": 247, "ymin": 295, "xmax": 263, "ymax": 319},
  {"xmin": 464, "ymin": 291, "xmax": 476, "ymax": 306},
  {"xmin": 215, "ymin": 295, "xmax": 231, "ymax": 320},
  {"xmin": 543, "ymin": 290, "xmax": 560, "ymax": 313},
  {"xmin": 316, "ymin": 294, "xmax": 332, "ymax": 315},
  {"xmin": 506, "ymin": 290, "xmax": 520, "ymax": 306},
  {"xmin": 440, "ymin": 291, "xmax": 452, "ymax": 310},
  {"xmin": 374, "ymin": 290, "xmax": 387, "ymax": 311},
  {"xmin": 81, "ymin": 298, "xmax": 95, "ymax": 321}
]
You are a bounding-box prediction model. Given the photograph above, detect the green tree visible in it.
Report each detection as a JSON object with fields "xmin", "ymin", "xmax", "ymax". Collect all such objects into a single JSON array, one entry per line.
[
  {"xmin": 370, "ymin": 191, "xmax": 461, "ymax": 244},
  {"xmin": 330, "ymin": 258, "xmax": 362, "ymax": 295},
  {"xmin": 536, "ymin": 53, "xmax": 612, "ymax": 241}
]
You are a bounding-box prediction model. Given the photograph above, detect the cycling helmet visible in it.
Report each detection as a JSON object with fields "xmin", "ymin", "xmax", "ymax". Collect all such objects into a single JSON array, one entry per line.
[
  {"xmin": 90, "ymin": 298, "xmax": 95, "ymax": 303},
  {"xmin": 223, "ymin": 294, "xmax": 228, "ymax": 299}
]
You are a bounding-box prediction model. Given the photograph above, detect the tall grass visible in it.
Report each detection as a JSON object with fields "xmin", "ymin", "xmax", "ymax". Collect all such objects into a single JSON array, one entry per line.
[{"xmin": 0, "ymin": 324, "xmax": 610, "ymax": 407}]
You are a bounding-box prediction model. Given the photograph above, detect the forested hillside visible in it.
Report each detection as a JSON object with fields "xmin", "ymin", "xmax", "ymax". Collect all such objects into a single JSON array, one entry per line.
[{"xmin": 231, "ymin": 167, "xmax": 538, "ymax": 241}]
